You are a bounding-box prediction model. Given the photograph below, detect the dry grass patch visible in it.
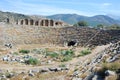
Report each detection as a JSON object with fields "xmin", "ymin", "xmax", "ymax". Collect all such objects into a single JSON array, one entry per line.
[
  {"xmin": 79, "ymin": 73, "xmax": 87, "ymax": 79},
  {"xmin": 102, "ymin": 61, "xmax": 120, "ymax": 71},
  {"xmin": 10, "ymin": 74, "xmax": 25, "ymax": 80},
  {"xmin": 105, "ymin": 75, "xmax": 117, "ymax": 80},
  {"xmin": 32, "ymin": 71, "xmax": 67, "ymax": 80}
]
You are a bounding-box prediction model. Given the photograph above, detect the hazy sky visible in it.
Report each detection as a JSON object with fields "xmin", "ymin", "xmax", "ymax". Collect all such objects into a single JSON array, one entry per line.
[{"xmin": 0, "ymin": 0, "xmax": 119, "ymax": 16}]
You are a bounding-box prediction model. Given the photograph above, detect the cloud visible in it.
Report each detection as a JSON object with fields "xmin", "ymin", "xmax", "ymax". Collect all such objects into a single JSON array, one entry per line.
[
  {"xmin": 2, "ymin": 0, "xmax": 117, "ymax": 16},
  {"xmin": 102, "ymin": 3, "xmax": 111, "ymax": 6},
  {"xmin": 101, "ymin": 3, "xmax": 112, "ymax": 8},
  {"xmin": 3, "ymin": 0, "xmax": 93, "ymax": 16}
]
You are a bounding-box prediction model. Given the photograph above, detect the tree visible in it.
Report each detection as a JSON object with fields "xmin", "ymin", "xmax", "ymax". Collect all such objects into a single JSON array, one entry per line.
[
  {"xmin": 107, "ymin": 24, "xmax": 120, "ymax": 30},
  {"xmin": 96, "ymin": 24, "xmax": 104, "ymax": 29},
  {"xmin": 74, "ymin": 21, "xmax": 88, "ymax": 27}
]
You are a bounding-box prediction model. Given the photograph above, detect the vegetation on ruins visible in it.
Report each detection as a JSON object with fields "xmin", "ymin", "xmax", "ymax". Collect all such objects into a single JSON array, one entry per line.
[
  {"xmin": 13, "ymin": 52, "xmax": 19, "ymax": 55},
  {"xmin": 95, "ymin": 24, "xmax": 120, "ymax": 30},
  {"xmin": 46, "ymin": 52, "xmax": 59, "ymax": 58},
  {"xmin": 59, "ymin": 64, "xmax": 66, "ymax": 67},
  {"xmin": 61, "ymin": 56, "xmax": 72, "ymax": 62},
  {"xmin": 78, "ymin": 48, "xmax": 91, "ymax": 56},
  {"xmin": 60, "ymin": 50, "xmax": 74, "ymax": 62},
  {"xmin": 94, "ymin": 61, "xmax": 120, "ymax": 78},
  {"xmin": 107, "ymin": 24, "xmax": 120, "ymax": 30},
  {"xmin": 45, "ymin": 49, "xmax": 75, "ymax": 62},
  {"xmin": 25, "ymin": 57, "xmax": 39, "ymax": 65},
  {"xmin": 102, "ymin": 62, "xmax": 120, "ymax": 71},
  {"xmin": 19, "ymin": 49, "xmax": 30, "ymax": 54},
  {"xmin": 74, "ymin": 20, "xmax": 88, "ymax": 27},
  {"xmin": 60, "ymin": 50, "xmax": 74, "ymax": 57},
  {"xmin": 96, "ymin": 24, "xmax": 104, "ymax": 29},
  {"xmin": 32, "ymin": 48, "xmax": 47, "ymax": 54}
]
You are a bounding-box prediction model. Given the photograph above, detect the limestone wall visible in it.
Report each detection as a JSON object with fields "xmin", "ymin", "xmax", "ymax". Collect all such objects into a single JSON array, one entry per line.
[{"xmin": 0, "ymin": 23, "xmax": 120, "ymax": 47}]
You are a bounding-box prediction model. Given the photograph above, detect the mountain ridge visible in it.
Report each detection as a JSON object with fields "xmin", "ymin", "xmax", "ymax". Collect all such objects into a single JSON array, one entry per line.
[
  {"xmin": 0, "ymin": 10, "xmax": 120, "ymax": 26},
  {"xmin": 47, "ymin": 14, "xmax": 120, "ymax": 26}
]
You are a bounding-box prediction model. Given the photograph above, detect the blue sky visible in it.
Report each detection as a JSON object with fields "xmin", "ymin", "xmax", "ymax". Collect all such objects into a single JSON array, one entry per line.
[{"xmin": 0, "ymin": 0, "xmax": 119, "ymax": 16}]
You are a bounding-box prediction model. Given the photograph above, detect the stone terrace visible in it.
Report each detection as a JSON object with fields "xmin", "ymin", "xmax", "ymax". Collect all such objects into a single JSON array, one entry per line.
[{"xmin": 0, "ymin": 23, "xmax": 120, "ymax": 47}]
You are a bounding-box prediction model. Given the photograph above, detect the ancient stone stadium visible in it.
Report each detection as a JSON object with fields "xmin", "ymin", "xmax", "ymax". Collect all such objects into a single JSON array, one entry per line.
[
  {"xmin": 0, "ymin": 18, "xmax": 120, "ymax": 47},
  {"xmin": 0, "ymin": 17, "xmax": 120, "ymax": 80}
]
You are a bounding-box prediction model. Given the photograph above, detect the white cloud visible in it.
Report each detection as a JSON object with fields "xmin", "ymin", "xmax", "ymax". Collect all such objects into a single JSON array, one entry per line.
[
  {"xmin": 102, "ymin": 3, "xmax": 112, "ymax": 7},
  {"xmin": 103, "ymin": 3, "xmax": 111, "ymax": 6},
  {"xmin": 3, "ymin": 0, "xmax": 117, "ymax": 16},
  {"xmin": 3, "ymin": 0, "xmax": 93, "ymax": 16}
]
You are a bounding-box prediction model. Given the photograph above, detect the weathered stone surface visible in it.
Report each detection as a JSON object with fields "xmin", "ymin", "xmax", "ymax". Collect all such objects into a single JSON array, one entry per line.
[
  {"xmin": 0, "ymin": 23, "xmax": 120, "ymax": 47},
  {"xmin": 105, "ymin": 70, "xmax": 116, "ymax": 76},
  {"xmin": 40, "ymin": 68, "xmax": 49, "ymax": 73},
  {"xmin": 28, "ymin": 72, "xmax": 34, "ymax": 76}
]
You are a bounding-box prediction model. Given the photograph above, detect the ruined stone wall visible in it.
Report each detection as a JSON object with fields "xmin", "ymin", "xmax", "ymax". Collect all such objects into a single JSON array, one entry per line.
[
  {"xmin": 0, "ymin": 23, "xmax": 120, "ymax": 47},
  {"xmin": 16, "ymin": 18, "xmax": 67, "ymax": 27}
]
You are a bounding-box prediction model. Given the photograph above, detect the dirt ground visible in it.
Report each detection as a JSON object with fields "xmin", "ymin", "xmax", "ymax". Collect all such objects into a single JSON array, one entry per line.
[{"xmin": 0, "ymin": 44, "xmax": 110, "ymax": 72}]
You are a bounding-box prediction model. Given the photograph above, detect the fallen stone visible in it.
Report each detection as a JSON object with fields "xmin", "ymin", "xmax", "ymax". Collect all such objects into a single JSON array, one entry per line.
[
  {"xmin": 49, "ymin": 67, "xmax": 57, "ymax": 72},
  {"xmin": 31, "ymin": 69, "xmax": 40, "ymax": 73},
  {"xmin": 105, "ymin": 70, "xmax": 116, "ymax": 76},
  {"xmin": 6, "ymin": 73, "xmax": 14, "ymax": 78},
  {"xmin": 40, "ymin": 68, "xmax": 49, "ymax": 73},
  {"xmin": 28, "ymin": 72, "xmax": 34, "ymax": 76},
  {"xmin": 56, "ymin": 67, "xmax": 61, "ymax": 71},
  {"xmin": 106, "ymin": 56, "xmax": 117, "ymax": 63}
]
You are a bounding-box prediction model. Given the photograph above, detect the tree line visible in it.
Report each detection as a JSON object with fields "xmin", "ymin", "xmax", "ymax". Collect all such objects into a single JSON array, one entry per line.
[{"xmin": 74, "ymin": 20, "xmax": 120, "ymax": 30}]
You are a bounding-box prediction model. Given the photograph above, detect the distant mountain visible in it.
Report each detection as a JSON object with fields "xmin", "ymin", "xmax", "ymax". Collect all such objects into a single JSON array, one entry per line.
[
  {"xmin": 0, "ymin": 10, "xmax": 120, "ymax": 27},
  {"xmin": 47, "ymin": 14, "xmax": 120, "ymax": 26},
  {"xmin": 107, "ymin": 14, "xmax": 120, "ymax": 21}
]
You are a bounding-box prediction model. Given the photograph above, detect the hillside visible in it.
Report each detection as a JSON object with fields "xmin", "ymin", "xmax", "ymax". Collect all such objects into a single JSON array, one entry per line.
[
  {"xmin": 47, "ymin": 14, "xmax": 120, "ymax": 26},
  {"xmin": 0, "ymin": 11, "xmax": 120, "ymax": 27},
  {"xmin": 0, "ymin": 11, "xmax": 30, "ymax": 22}
]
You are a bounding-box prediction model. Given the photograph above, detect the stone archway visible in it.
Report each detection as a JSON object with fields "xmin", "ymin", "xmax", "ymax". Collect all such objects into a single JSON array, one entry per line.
[
  {"xmin": 35, "ymin": 21, "xmax": 39, "ymax": 26},
  {"xmin": 50, "ymin": 20, "xmax": 54, "ymax": 26},
  {"xmin": 6, "ymin": 18, "xmax": 9, "ymax": 23},
  {"xmin": 30, "ymin": 19, "xmax": 34, "ymax": 25},
  {"xmin": 25, "ymin": 19, "xmax": 28, "ymax": 25},
  {"xmin": 45, "ymin": 19, "xmax": 49, "ymax": 26},
  {"xmin": 40, "ymin": 20, "xmax": 44, "ymax": 26},
  {"xmin": 67, "ymin": 41, "xmax": 77, "ymax": 46},
  {"xmin": 20, "ymin": 20, "xmax": 24, "ymax": 25},
  {"xmin": 55, "ymin": 22, "xmax": 59, "ymax": 26}
]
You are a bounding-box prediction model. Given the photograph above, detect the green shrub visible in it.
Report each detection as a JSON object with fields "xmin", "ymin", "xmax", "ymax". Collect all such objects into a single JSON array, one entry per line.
[
  {"xmin": 32, "ymin": 48, "xmax": 47, "ymax": 54},
  {"xmin": 59, "ymin": 64, "xmax": 66, "ymax": 67},
  {"xmin": 19, "ymin": 49, "xmax": 30, "ymax": 54},
  {"xmin": 61, "ymin": 50, "xmax": 74, "ymax": 56},
  {"xmin": 60, "ymin": 50, "xmax": 74, "ymax": 62},
  {"xmin": 25, "ymin": 58, "xmax": 39, "ymax": 65},
  {"xmin": 46, "ymin": 52, "xmax": 59, "ymax": 58},
  {"xmin": 13, "ymin": 52, "xmax": 18, "ymax": 55},
  {"xmin": 61, "ymin": 56, "xmax": 72, "ymax": 62},
  {"xmin": 79, "ymin": 49, "xmax": 91, "ymax": 56}
]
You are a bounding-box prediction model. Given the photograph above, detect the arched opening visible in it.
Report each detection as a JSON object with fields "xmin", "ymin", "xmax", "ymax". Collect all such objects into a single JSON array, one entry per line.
[
  {"xmin": 25, "ymin": 19, "xmax": 28, "ymax": 25},
  {"xmin": 55, "ymin": 22, "xmax": 59, "ymax": 26},
  {"xmin": 6, "ymin": 18, "xmax": 9, "ymax": 23},
  {"xmin": 67, "ymin": 41, "xmax": 77, "ymax": 46},
  {"xmin": 40, "ymin": 20, "xmax": 44, "ymax": 26},
  {"xmin": 21, "ymin": 20, "xmax": 24, "ymax": 25},
  {"xmin": 35, "ymin": 21, "xmax": 39, "ymax": 26},
  {"xmin": 30, "ymin": 19, "xmax": 34, "ymax": 25},
  {"xmin": 50, "ymin": 20, "xmax": 54, "ymax": 26},
  {"xmin": 45, "ymin": 19, "xmax": 49, "ymax": 26}
]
